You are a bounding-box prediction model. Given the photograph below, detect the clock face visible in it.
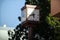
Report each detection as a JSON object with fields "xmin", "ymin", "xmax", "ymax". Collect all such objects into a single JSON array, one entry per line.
[
  {"xmin": 21, "ymin": 9, "xmax": 39, "ymax": 22},
  {"xmin": 28, "ymin": 10, "xmax": 39, "ymax": 21}
]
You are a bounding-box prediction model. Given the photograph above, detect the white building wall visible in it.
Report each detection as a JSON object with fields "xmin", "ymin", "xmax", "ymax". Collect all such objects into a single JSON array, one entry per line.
[
  {"xmin": 0, "ymin": 26, "xmax": 14, "ymax": 40},
  {"xmin": 0, "ymin": 30, "xmax": 8, "ymax": 40}
]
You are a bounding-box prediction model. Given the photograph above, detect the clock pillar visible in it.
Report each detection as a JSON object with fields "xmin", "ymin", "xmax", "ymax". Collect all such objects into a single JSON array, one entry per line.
[{"xmin": 21, "ymin": 4, "xmax": 40, "ymax": 40}]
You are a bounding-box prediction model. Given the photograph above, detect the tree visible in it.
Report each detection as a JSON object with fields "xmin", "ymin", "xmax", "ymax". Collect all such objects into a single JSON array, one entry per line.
[
  {"xmin": 45, "ymin": 14, "xmax": 60, "ymax": 40},
  {"xmin": 25, "ymin": 0, "xmax": 38, "ymax": 5},
  {"xmin": 37, "ymin": 0, "xmax": 52, "ymax": 40}
]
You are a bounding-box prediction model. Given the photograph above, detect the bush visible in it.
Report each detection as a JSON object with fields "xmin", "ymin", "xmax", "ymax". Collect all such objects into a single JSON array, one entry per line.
[{"xmin": 45, "ymin": 14, "xmax": 60, "ymax": 40}]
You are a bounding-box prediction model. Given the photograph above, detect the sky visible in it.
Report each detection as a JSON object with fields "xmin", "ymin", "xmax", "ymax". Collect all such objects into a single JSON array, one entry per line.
[{"xmin": 0, "ymin": 0, "xmax": 25, "ymax": 28}]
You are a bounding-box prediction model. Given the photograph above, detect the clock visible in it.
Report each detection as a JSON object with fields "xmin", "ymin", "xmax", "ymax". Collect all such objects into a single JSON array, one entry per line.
[
  {"xmin": 28, "ymin": 10, "xmax": 39, "ymax": 21},
  {"xmin": 21, "ymin": 4, "xmax": 40, "ymax": 22}
]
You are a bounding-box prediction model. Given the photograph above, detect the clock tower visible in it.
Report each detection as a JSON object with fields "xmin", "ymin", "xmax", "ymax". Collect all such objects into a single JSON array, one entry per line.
[{"xmin": 21, "ymin": 4, "xmax": 40, "ymax": 40}]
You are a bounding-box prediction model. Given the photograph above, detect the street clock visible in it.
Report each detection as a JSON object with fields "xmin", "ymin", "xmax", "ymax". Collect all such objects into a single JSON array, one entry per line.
[{"xmin": 21, "ymin": 4, "xmax": 40, "ymax": 22}]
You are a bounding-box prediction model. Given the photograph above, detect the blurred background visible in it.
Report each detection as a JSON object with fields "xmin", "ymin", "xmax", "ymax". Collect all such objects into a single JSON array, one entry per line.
[
  {"xmin": 0, "ymin": 0, "xmax": 25, "ymax": 28},
  {"xmin": 0, "ymin": 0, "xmax": 25, "ymax": 40}
]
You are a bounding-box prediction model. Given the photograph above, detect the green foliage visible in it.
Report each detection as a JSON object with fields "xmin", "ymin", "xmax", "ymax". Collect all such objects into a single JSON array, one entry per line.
[
  {"xmin": 46, "ymin": 15, "xmax": 55, "ymax": 27},
  {"xmin": 25, "ymin": 0, "xmax": 37, "ymax": 5},
  {"xmin": 45, "ymin": 14, "xmax": 60, "ymax": 40},
  {"xmin": 48, "ymin": 0, "xmax": 50, "ymax": 2},
  {"xmin": 46, "ymin": 14, "xmax": 60, "ymax": 28}
]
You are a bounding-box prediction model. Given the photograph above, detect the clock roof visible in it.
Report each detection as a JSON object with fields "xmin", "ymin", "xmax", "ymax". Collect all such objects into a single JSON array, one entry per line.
[{"xmin": 21, "ymin": 4, "xmax": 40, "ymax": 11}]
